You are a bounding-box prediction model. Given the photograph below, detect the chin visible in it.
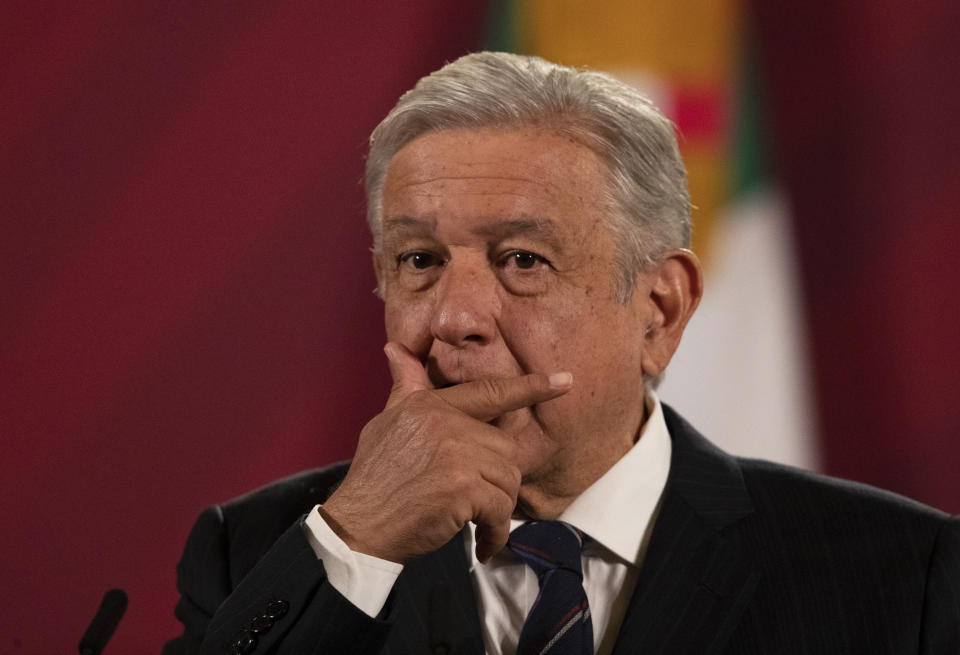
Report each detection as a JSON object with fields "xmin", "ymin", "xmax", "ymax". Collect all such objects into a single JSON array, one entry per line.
[{"xmin": 504, "ymin": 413, "xmax": 560, "ymax": 477}]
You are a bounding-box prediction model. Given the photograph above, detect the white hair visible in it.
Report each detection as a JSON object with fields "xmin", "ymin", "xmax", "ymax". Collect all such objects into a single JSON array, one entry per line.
[{"xmin": 364, "ymin": 51, "xmax": 691, "ymax": 301}]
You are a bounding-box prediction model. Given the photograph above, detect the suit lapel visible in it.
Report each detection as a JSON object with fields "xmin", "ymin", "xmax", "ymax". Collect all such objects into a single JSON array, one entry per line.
[
  {"xmin": 390, "ymin": 531, "xmax": 485, "ymax": 655},
  {"xmin": 387, "ymin": 405, "xmax": 757, "ymax": 655},
  {"xmin": 612, "ymin": 405, "xmax": 758, "ymax": 655}
]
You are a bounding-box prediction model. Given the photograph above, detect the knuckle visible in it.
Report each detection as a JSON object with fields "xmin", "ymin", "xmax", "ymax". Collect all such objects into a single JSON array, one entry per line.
[
  {"xmin": 506, "ymin": 464, "xmax": 522, "ymax": 489},
  {"xmin": 494, "ymin": 492, "xmax": 514, "ymax": 520},
  {"xmin": 453, "ymin": 467, "xmax": 479, "ymax": 495},
  {"xmin": 477, "ymin": 378, "xmax": 508, "ymax": 408},
  {"xmin": 452, "ymin": 498, "xmax": 474, "ymax": 525},
  {"xmin": 434, "ymin": 435, "xmax": 462, "ymax": 461},
  {"xmin": 498, "ymin": 434, "xmax": 519, "ymax": 457},
  {"xmin": 524, "ymin": 373, "xmax": 550, "ymax": 397}
]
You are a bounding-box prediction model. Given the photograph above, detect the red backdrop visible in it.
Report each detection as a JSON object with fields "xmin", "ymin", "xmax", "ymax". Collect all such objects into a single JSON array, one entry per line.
[
  {"xmin": 0, "ymin": 2, "xmax": 487, "ymax": 651},
  {"xmin": 752, "ymin": 0, "xmax": 960, "ymax": 512},
  {"xmin": 2, "ymin": 2, "xmax": 958, "ymax": 653}
]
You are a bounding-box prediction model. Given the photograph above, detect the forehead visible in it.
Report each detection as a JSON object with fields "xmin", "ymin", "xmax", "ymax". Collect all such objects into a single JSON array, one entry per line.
[{"xmin": 381, "ymin": 127, "xmax": 611, "ymax": 238}]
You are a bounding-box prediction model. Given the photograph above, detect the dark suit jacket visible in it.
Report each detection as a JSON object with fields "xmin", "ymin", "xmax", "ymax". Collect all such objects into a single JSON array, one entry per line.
[{"xmin": 164, "ymin": 406, "xmax": 960, "ymax": 654}]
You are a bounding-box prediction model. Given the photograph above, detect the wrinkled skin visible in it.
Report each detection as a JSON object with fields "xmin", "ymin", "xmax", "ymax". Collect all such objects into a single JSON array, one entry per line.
[{"xmin": 322, "ymin": 127, "xmax": 702, "ymax": 563}]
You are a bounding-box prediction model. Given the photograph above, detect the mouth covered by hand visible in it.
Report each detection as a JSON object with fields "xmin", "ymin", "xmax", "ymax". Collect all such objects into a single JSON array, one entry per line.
[
  {"xmin": 426, "ymin": 360, "xmax": 544, "ymax": 431},
  {"xmin": 320, "ymin": 341, "xmax": 573, "ymax": 564}
]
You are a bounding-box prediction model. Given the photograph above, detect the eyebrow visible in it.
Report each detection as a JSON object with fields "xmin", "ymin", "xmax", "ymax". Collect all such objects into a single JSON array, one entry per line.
[
  {"xmin": 379, "ymin": 217, "xmax": 436, "ymax": 252},
  {"xmin": 381, "ymin": 214, "xmax": 563, "ymax": 251}
]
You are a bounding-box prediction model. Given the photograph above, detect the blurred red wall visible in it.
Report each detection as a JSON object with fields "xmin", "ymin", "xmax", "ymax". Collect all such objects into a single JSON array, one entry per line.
[
  {"xmin": 0, "ymin": 2, "xmax": 487, "ymax": 651},
  {"xmin": 752, "ymin": 0, "xmax": 960, "ymax": 512},
  {"xmin": 2, "ymin": 1, "xmax": 958, "ymax": 652}
]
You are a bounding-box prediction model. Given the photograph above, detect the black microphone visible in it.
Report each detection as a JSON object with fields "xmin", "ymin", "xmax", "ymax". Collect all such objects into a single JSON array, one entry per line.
[{"xmin": 78, "ymin": 589, "xmax": 127, "ymax": 655}]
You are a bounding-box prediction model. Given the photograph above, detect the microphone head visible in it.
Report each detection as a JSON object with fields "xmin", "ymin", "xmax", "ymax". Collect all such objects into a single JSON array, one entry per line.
[{"xmin": 78, "ymin": 589, "xmax": 128, "ymax": 655}]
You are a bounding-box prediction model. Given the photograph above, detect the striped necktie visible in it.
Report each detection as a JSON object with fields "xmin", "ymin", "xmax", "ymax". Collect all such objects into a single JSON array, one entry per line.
[{"xmin": 508, "ymin": 521, "xmax": 593, "ymax": 655}]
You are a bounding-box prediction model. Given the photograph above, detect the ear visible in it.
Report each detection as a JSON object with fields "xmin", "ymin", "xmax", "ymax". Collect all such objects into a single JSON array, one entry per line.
[{"xmin": 638, "ymin": 249, "xmax": 703, "ymax": 378}]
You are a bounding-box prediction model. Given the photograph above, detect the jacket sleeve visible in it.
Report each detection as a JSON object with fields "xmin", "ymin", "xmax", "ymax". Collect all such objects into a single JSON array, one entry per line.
[
  {"xmin": 919, "ymin": 515, "xmax": 960, "ymax": 655},
  {"xmin": 163, "ymin": 505, "xmax": 395, "ymax": 655}
]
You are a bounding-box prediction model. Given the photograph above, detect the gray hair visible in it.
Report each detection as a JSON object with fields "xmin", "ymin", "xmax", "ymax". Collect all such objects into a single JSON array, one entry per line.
[{"xmin": 364, "ymin": 51, "xmax": 691, "ymax": 301}]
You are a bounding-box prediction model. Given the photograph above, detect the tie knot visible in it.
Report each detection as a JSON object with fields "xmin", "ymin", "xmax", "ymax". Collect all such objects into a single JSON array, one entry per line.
[{"xmin": 508, "ymin": 521, "xmax": 585, "ymax": 578}]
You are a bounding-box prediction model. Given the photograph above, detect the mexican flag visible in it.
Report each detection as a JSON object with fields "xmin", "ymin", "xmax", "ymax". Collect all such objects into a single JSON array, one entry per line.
[{"xmin": 488, "ymin": 0, "xmax": 819, "ymax": 469}]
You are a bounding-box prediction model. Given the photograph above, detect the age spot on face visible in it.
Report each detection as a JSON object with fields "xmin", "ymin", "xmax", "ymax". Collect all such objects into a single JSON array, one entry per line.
[{"xmin": 379, "ymin": 126, "xmax": 652, "ymax": 496}]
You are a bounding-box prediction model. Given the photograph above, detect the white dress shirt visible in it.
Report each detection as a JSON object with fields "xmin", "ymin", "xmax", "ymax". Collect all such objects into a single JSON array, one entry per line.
[{"xmin": 304, "ymin": 391, "xmax": 672, "ymax": 654}]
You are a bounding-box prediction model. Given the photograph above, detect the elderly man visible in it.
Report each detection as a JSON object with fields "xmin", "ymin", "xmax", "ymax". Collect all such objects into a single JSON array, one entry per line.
[{"xmin": 165, "ymin": 53, "xmax": 959, "ymax": 655}]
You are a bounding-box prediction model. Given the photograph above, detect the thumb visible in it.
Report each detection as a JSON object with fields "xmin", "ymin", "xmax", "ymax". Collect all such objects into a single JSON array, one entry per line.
[{"xmin": 383, "ymin": 342, "xmax": 431, "ymax": 408}]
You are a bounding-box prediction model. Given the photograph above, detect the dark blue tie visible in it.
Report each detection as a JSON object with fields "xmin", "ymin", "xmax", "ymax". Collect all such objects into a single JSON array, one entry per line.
[{"xmin": 508, "ymin": 521, "xmax": 594, "ymax": 655}]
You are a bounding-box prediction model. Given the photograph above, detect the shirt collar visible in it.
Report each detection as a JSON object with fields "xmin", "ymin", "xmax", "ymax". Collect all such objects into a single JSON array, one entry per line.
[
  {"xmin": 557, "ymin": 390, "xmax": 671, "ymax": 565},
  {"xmin": 466, "ymin": 390, "xmax": 671, "ymax": 568}
]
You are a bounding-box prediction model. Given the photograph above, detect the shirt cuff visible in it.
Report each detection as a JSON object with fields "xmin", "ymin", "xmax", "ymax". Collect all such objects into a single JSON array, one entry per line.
[{"xmin": 303, "ymin": 504, "xmax": 403, "ymax": 618}]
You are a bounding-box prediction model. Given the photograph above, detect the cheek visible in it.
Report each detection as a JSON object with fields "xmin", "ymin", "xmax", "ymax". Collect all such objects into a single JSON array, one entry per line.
[
  {"xmin": 498, "ymin": 294, "xmax": 588, "ymax": 369},
  {"xmin": 384, "ymin": 297, "xmax": 433, "ymax": 355},
  {"xmin": 504, "ymin": 294, "xmax": 642, "ymax": 381}
]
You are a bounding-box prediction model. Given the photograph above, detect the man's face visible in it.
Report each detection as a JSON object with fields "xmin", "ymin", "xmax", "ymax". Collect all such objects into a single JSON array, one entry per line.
[{"xmin": 376, "ymin": 127, "xmax": 659, "ymax": 507}]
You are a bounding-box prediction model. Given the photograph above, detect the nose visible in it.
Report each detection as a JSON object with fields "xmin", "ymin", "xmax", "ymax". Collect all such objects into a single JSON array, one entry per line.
[{"xmin": 430, "ymin": 257, "xmax": 500, "ymax": 348}]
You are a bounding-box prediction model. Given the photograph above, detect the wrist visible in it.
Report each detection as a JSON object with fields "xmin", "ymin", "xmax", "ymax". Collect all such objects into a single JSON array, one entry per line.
[{"xmin": 318, "ymin": 502, "xmax": 397, "ymax": 563}]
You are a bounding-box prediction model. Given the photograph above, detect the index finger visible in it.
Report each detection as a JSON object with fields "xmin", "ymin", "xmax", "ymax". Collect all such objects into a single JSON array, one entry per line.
[{"xmin": 437, "ymin": 372, "xmax": 573, "ymax": 422}]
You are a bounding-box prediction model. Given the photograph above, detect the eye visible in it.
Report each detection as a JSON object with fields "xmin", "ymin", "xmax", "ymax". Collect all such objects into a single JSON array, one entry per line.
[
  {"xmin": 501, "ymin": 250, "xmax": 548, "ymax": 270},
  {"xmin": 496, "ymin": 249, "xmax": 551, "ymax": 295},
  {"xmin": 399, "ymin": 251, "xmax": 442, "ymax": 270}
]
